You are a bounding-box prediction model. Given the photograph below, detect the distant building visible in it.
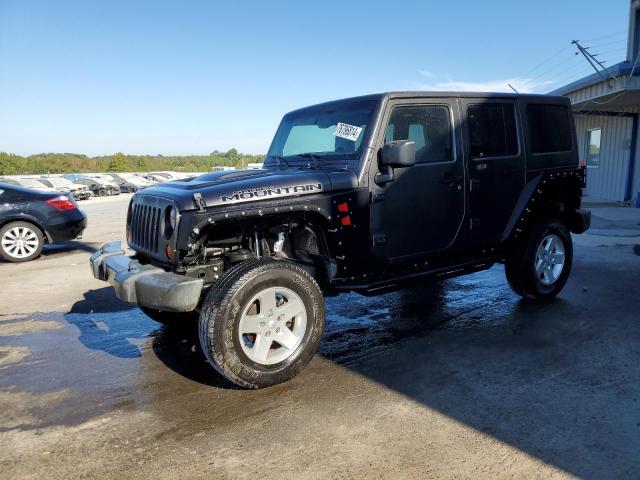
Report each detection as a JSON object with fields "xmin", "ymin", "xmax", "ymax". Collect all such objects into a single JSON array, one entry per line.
[
  {"xmin": 552, "ymin": 0, "xmax": 640, "ymax": 204},
  {"xmin": 247, "ymin": 162, "xmax": 264, "ymax": 170}
]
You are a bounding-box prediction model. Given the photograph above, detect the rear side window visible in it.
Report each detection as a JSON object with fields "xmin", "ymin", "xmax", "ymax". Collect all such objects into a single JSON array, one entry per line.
[
  {"xmin": 527, "ymin": 104, "xmax": 572, "ymax": 154},
  {"xmin": 467, "ymin": 104, "xmax": 518, "ymax": 158}
]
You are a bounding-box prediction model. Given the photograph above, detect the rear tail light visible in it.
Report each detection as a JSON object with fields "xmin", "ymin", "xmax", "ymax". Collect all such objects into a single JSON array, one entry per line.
[{"xmin": 46, "ymin": 195, "xmax": 77, "ymax": 211}]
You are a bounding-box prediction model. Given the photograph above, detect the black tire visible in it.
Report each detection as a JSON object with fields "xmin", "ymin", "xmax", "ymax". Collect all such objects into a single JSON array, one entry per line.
[
  {"xmin": 140, "ymin": 307, "xmax": 197, "ymax": 326},
  {"xmin": 198, "ymin": 258, "xmax": 325, "ymax": 389},
  {"xmin": 98, "ymin": 188, "xmax": 107, "ymax": 197},
  {"xmin": 505, "ymin": 220, "xmax": 573, "ymax": 300},
  {"xmin": 0, "ymin": 221, "xmax": 45, "ymax": 263}
]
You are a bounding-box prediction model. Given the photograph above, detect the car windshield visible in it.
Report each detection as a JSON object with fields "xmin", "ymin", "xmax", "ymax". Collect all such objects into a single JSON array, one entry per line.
[
  {"xmin": 265, "ymin": 98, "xmax": 378, "ymax": 166},
  {"xmin": 18, "ymin": 179, "xmax": 47, "ymax": 188},
  {"xmin": 49, "ymin": 178, "xmax": 73, "ymax": 187}
]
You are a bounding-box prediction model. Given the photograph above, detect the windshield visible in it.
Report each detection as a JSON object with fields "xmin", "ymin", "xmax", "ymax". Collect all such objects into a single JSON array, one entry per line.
[
  {"xmin": 266, "ymin": 98, "xmax": 378, "ymax": 166},
  {"xmin": 19, "ymin": 179, "xmax": 47, "ymax": 188},
  {"xmin": 49, "ymin": 178, "xmax": 73, "ymax": 187}
]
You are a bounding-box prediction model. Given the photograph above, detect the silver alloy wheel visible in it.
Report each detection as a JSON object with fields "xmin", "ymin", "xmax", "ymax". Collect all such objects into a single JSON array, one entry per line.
[
  {"xmin": 1, "ymin": 226, "xmax": 39, "ymax": 259},
  {"xmin": 238, "ymin": 286, "xmax": 308, "ymax": 365},
  {"xmin": 535, "ymin": 234, "xmax": 565, "ymax": 285}
]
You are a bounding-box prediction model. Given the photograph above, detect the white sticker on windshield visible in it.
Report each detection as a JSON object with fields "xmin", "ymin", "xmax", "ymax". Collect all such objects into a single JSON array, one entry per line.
[{"xmin": 334, "ymin": 122, "xmax": 363, "ymax": 142}]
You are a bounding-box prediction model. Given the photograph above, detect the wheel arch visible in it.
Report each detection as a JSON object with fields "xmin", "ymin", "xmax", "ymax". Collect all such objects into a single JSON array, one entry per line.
[
  {"xmin": 0, "ymin": 216, "xmax": 50, "ymax": 243},
  {"xmin": 501, "ymin": 169, "xmax": 585, "ymax": 244}
]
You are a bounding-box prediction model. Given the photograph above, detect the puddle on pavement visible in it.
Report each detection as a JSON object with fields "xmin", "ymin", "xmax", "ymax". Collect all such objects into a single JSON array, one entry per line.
[{"xmin": 0, "ymin": 265, "xmax": 520, "ymax": 430}]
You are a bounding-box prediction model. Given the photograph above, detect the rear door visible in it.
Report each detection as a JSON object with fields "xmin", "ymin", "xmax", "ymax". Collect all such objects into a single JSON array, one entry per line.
[{"xmin": 459, "ymin": 98, "xmax": 525, "ymax": 245}]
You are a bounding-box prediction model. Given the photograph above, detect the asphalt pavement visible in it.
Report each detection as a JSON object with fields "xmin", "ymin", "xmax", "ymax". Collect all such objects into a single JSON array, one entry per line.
[{"xmin": 1, "ymin": 196, "xmax": 640, "ymax": 479}]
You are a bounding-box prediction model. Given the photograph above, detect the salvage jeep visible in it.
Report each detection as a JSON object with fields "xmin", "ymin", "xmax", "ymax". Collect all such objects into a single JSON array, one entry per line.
[{"xmin": 90, "ymin": 92, "xmax": 591, "ymax": 388}]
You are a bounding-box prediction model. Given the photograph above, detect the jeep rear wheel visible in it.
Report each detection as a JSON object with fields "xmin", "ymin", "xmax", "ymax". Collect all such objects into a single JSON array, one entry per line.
[
  {"xmin": 198, "ymin": 259, "xmax": 325, "ymax": 389},
  {"xmin": 505, "ymin": 220, "xmax": 573, "ymax": 300}
]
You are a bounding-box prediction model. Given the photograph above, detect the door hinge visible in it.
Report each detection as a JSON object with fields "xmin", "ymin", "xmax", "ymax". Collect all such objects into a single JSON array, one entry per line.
[
  {"xmin": 193, "ymin": 192, "xmax": 207, "ymax": 213},
  {"xmin": 371, "ymin": 192, "xmax": 385, "ymax": 203},
  {"xmin": 470, "ymin": 179, "xmax": 481, "ymax": 191},
  {"xmin": 372, "ymin": 233, "xmax": 387, "ymax": 247},
  {"xmin": 470, "ymin": 218, "xmax": 481, "ymax": 230}
]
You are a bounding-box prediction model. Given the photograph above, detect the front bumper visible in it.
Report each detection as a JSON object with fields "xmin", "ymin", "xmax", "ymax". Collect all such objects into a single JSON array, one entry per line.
[{"xmin": 89, "ymin": 241, "xmax": 203, "ymax": 312}]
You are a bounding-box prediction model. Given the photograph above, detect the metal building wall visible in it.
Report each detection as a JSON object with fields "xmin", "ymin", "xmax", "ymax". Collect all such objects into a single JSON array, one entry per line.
[
  {"xmin": 574, "ymin": 114, "xmax": 634, "ymax": 201},
  {"xmin": 632, "ymin": 124, "xmax": 640, "ymax": 204}
]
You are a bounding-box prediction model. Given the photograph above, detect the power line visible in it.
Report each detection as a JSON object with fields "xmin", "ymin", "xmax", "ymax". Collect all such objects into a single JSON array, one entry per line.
[
  {"xmin": 526, "ymin": 49, "xmax": 584, "ymax": 82},
  {"xmin": 581, "ymin": 30, "xmax": 627, "ymax": 42},
  {"xmin": 519, "ymin": 44, "xmax": 574, "ymax": 78},
  {"xmin": 586, "ymin": 39, "xmax": 627, "ymax": 49}
]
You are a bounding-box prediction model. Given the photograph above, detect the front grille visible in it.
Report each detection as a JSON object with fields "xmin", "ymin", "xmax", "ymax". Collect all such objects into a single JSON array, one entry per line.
[{"xmin": 127, "ymin": 195, "xmax": 173, "ymax": 257}]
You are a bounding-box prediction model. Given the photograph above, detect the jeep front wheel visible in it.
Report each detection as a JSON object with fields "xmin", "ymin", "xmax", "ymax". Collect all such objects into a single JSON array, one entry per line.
[
  {"xmin": 505, "ymin": 220, "xmax": 573, "ymax": 300},
  {"xmin": 198, "ymin": 259, "xmax": 325, "ymax": 389}
]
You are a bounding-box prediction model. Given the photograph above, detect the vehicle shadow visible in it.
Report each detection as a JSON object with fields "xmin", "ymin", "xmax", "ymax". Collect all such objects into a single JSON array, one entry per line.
[
  {"xmin": 65, "ymin": 286, "xmax": 235, "ymax": 387},
  {"xmin": 65, "ymin": 287, "xmax": 158, "ymax": 359},
  {"xmin": 42, "ymin": 240, "xmax": 100, "ymax": 256}
]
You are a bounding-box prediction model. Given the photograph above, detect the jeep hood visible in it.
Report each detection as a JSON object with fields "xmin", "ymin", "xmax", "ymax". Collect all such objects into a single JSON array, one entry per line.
[{"xmin": 137, "ymin": 168, "xmax": 358, "ymax": 211}]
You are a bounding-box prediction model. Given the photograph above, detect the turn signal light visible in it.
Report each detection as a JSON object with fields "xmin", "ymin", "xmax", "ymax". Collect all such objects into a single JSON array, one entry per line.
[
  {"xmin": 341, "ymin": 215, "xmax": 352, "ymax": 226},
  {"xmin": 46, "ymin": 195, "xmax": 77, "ymax": 212},
  {"xmin": 166, "ymin": 244, "xmax": 174, "ymax": 259},
  {"xmin": 337, "ymin": 202, "xmax": 349, "ymax": 213}
]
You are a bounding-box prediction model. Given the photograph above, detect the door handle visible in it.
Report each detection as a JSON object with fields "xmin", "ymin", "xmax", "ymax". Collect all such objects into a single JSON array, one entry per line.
[{"xmin": 440, "ymin": 173, "xmax": 463, "ymax": 184}]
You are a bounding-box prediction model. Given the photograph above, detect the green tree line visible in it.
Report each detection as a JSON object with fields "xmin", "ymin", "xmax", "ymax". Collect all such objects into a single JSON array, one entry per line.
[{"xmin": 0, "ymin": 149, "xmax": 264, "ymax": 176}]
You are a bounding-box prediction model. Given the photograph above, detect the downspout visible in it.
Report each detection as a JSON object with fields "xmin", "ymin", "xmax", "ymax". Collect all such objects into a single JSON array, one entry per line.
[{"xmin": 624, "ymin": 113, "xmax": 638, "ymax": 203}]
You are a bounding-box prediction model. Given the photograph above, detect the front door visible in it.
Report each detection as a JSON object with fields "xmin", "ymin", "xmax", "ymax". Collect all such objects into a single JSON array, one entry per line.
[
  {"xmin": 370, "ymin": 100, "xmax": 465, "ymax": 261},
  {"xmin": 459, "ymin": 99, "xmax": 525, "ymax": 245}
]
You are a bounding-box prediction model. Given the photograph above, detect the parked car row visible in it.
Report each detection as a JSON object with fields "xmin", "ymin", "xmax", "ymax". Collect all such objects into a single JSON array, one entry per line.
[
  {"xmin": 0, "ymin": 171, "xmax": 198, "ymax": 263},
  {"xmin": 0, "ymin": 172, "xmax": 191, "ymax": 201}
]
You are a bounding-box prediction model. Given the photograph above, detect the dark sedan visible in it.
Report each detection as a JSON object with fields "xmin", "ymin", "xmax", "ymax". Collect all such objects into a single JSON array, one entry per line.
[{"xmin": 0, "ymin": 182, "xmax": 87, "ymax": 262}]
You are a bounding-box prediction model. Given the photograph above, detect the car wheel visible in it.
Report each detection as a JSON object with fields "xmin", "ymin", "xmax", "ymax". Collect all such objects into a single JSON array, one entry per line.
[
  {"xmin": 98, "ymin": 188, "xmax": 107, "ymax": 197},
  {"xmin": 505, "ymin": 220, "xmax": 573, "ymax": 300},
  {"xmin": 140, "ymin": 307, "xmax": 197, "ymax": 326},
  {"xmin": 198, "ymin": 258, "xmax": 325, "ymax": 389},
  {"xmin": 0, "ymin": 221, "xmax": 45, "ymax": 263},
  {"xmin": 128, "ymin": 186, "xmax": 136, "ymax": 193}
]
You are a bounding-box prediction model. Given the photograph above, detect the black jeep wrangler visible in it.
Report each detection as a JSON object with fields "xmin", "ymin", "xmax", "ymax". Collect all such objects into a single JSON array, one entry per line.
[{"xmin": 90, "ymin": 92, "xmax": 590, "ymax": 388}]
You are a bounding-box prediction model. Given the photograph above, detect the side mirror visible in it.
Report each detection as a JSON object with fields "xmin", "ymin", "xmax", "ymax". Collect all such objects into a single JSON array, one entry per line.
[
  {"xmin": 375, "ymin": 140, "xmax": 416, "ymax": 186},
  {"xmin": 381, "ymin": 140, "xmax": 416, "ymax": 168}
]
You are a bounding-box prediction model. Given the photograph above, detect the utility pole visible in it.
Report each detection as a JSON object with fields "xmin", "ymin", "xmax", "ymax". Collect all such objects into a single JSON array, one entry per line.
[{"xmin": 572, "ymin": 40, "xmax": 616, "ymax": 90}]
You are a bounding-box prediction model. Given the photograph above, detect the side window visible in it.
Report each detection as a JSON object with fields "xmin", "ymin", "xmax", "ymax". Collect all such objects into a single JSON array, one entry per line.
[
  {"xmin": 527, "ymin": 104, "xmax": 572, "ymax": 154},
  {"xmin": 586, "ymin": 128, "xmax": 601, "ymax": 168},
  {"xmin": 467, "ymin": 103, "xmax": 518, "ymax": 158},
  {"xmin": 385, "ymin": 105, "xmax": 453, "ymax": 163}
]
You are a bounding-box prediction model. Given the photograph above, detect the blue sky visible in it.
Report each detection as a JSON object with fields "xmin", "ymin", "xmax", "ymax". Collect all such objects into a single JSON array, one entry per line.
[{"xmin": 0, "ymin": 0, "xmax": 630, "ymax": 156}]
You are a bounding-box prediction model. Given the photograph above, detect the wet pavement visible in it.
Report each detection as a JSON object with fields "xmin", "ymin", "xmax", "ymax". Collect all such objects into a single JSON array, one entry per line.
[{"xmin": 1, "ymin": 196, "xmax": 640, "ymax": 478}]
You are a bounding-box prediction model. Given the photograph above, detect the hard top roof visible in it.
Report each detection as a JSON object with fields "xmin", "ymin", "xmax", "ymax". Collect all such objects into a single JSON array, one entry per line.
[{"xmin": 286, "ymin": 91, "xmax": 568, "ymax": 114}]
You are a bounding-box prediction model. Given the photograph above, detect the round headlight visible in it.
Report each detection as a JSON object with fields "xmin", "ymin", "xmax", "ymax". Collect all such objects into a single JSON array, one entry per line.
[{"xmin": 164, "ymin": 206, "xmax": 177, "ymax": 239}]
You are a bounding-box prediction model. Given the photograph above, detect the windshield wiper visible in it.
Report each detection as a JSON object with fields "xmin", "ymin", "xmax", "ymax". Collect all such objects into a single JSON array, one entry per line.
[
  {"xmin": 294, "ymin": 153, "xmax": 324, "ymax": 169},
  {"xmin": 269, "ymin": 155, "xmax": 290, "ymax": 168}
]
